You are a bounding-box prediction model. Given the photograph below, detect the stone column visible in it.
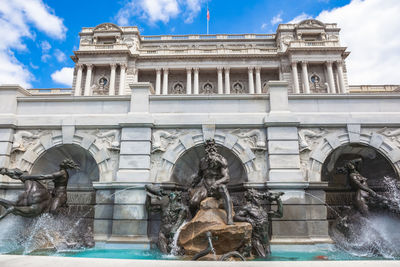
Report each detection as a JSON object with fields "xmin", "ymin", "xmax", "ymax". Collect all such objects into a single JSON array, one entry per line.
[
  {"xmin": 224, "ymin": 68, "xmax": 230, "ymax": 94},
  {"xmin": 84, "ymin": 64, "xmax": 93, "ymax": 96},
  {"xmin": 119, "ymin": 63, "xmax": 126, "ymax": 95},
  {"xmin": 155, "ymin": 68, "xmax": 161, "ymax": 95},
  {"xmin": 291, "ymin": 61, "xmax": 300, "ymax": 94},
  {"xmin": 336, "ymin": 61, "xmax": 346, "ymax": 93},
  {"xmin": 193, "ymin": 68, "xmax": 199, "ymax": 94},
  {"xmin": 217, "ymin": 67, "xmax": 223, "ymax": 94},
  {"xmin": 133, "ymin": 68, "xmax": 138, "ymax": 83},
  {"xmin": 326, "ymin": 61, "xmax": 336, "ymax": 94},
  {"xmin": 162, "ymin": 68, "xmax": 168, "ymax": 95},
  {"xmin": 111, "ymin": 83, "xmax": 155, "ymax": 242},
  {"xmin": 186, "ymin": 68, "xmax": 192, "ymax": 95},
  {"xmin": 301, "ymin": 61, "xmax": 310, "ymax": 94},
  {"xmin": 109, "ymin": 63, "xmax": 117, "ymax": 96},
  {"xmin": 74, "ymin": 64, "xmax": 83, "ymax": 96},
  {"xmin": 248, "ymin": 67, "xmax": 255, "ymax": 94},
  {"xmin": 255, "ymin": 67, "xmax": 262, "ymax": 94}
]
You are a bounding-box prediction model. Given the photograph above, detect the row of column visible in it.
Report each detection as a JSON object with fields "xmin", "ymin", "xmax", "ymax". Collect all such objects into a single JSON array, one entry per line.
[
  {"xmin": 74, "ymin": 63, "xmax": 129, "ymax": 96},
  {"xmin": 154, "ymin": 67, "xmax": 263, "ymax": 95},
  {"xmin": 291, "ymin": 61, "xmax": 347, "ymax": 94}
]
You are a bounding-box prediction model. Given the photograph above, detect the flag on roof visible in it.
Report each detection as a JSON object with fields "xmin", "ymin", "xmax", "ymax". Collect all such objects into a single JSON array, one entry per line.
[{"xmin": 207, "ymin": 7, "xmax": 210, "ymax": 21}]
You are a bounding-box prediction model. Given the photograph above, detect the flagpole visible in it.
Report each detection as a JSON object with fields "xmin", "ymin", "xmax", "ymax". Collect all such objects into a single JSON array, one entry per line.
[{"xmin": 207, "ymin": 3, "xmax": 209, "ymax": 35}]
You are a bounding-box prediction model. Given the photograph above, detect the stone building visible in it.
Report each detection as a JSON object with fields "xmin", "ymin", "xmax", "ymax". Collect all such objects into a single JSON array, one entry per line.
[{"xmin": 0, "ymin": 19, "xmax": 400, "ymax": 245}]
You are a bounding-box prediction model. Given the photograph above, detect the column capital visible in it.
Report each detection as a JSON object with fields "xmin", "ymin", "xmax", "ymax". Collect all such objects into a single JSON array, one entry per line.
[
  {"xmin": 325, "ymin": 60, "xmax": 334, "ymax": 66},
  {"xmin": 193, "ymin": 67, "xmax": 199, "ymax": 72},
  {"xmin": 186, "ymin": 67, "xmax": 192, "ymax": 73},
  {"xmin": 156, "ymin": 68, "xmax": 162, "ymax": 73},
  {"xmin": 76, "ymin": 63, "xmax": 83, "ymax": 69},
  {"xmin": 110, "ymin": 63, "xmax": 117, "ymax": 69},
  {"xmin": 224, "ymin": 67, "xmax": 230, "ymax": 72},
  {"xmin": 217, "ymin": 66, "xmax": 223, "ymax": 72},
  {"xmin": 248, "ymin": 66, "xmax": 254, "ymax": 73},
  {"xmin": 255, "ymin": 66, "xmax": 261, "ymax": 72},
  {"xmin": 86, "ymin": 64, "xmax": 93, "ymax": 69},
  {"xmin": 120, "ymin": 63, "xmax": 127, "ymax": 69},
  {"xmin": 336, "ymin": 60, "xmax": 344, "ymax": 67},
  {"xmin": 291, "ymin": 61, "xmax": 298, "ymax": 66},
  {"xmin": 300, "ymin": 61, "xmax": 308, "ymax": 65},
  {"xmin": 162, "ymin": 67, "xmax": 168, "ymax": 73}
]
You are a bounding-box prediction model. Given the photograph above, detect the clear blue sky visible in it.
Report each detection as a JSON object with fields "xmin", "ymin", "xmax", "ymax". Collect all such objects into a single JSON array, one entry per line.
[{"xmin": 1, "ymin": 0, "xmax": 399, "ymax": 89}]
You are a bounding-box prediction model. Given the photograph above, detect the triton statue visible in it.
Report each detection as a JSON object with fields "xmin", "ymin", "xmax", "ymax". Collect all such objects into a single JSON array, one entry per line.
[
  {"xmin": 234, "ymin": 189, "xmax": 284, "ymax": 258},
  {"xmin": 341, "ymin": 158, "xmax": 400, "ymax": 215},
  {"xmin": 189, "ymin": 139, "xmax": 234, "ymax": 225},
  {"xmin": 0, "ymin": 158, "xmax": 79, "ymax": 220},
  {"xmin": 145, "ymin": 184, "xmax": 188, "ymax": 254}
]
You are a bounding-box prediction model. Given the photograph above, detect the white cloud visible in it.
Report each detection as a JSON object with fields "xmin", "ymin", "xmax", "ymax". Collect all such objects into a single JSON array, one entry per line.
[
  {"xmin": 41, "ymin": 54, "xmax": 51, "ymax": 62},
  {"xmin": 261, "ymin": 23, "xmax": 267, "ymax": 30},
  {"xmin": 271, "ymin": 12, "xmax": 283, "ymax": 25},
  {"xmin": 316, "ymin": 0, "xmax": 400, "ymax": 84},
  {"xmin": 40, "ymin": 41, "xmax": 51, "ymax": 52},
  {"xmin": 51, "ymin": 67, "xmax": 73, "ymax": 86},
  {"xmin": 116, "ymin": 0, "xmax": 207, "ymax": 25},
  {"xmin": 54, "ymin": 49, "xmax": 67, "ymax": 63},
  {"xmin": 0, "ymin": 0, "xmax": 66, "ymax": 87},
  {"xmin": 0, "ymin": 52, "xmax": 33, "ymax": 88},
  {"xmin": 288, "ymin": 12, "xmax": 312, "ymax": 24}
]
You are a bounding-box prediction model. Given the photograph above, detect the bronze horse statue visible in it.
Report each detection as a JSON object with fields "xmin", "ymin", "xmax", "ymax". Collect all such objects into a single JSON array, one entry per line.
[{"xmin": 0, "ymin": 159, "xmax": 79, "ymax": 220}]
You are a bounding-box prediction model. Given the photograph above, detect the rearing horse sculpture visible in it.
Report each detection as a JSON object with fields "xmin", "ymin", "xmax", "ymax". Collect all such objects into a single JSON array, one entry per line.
[{"xmin": 0, "ymin": 158, "xmax": 79, "ymax": 220}]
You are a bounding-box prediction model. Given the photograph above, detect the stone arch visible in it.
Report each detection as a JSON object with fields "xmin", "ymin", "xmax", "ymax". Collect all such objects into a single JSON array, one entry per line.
[
  {"xmin": 308, "ymin": 128, "xmax": 400, "ymax": 182},
  {"xmin": 31, "ymin": 144, "xmax": 100, "ymax": 189},
  {"xmin": 155, "ymin": 131, "xmax": 257, "ymax": 183},
  {"xmin": 18, "ymin": 130, "xmax": 113, "ymax": 182}
]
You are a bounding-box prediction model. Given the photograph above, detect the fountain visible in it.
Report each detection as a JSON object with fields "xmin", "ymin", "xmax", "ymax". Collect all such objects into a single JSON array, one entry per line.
[{"xmin": 1, "ymin": 140, "xmax": 400, "ymax": 261}]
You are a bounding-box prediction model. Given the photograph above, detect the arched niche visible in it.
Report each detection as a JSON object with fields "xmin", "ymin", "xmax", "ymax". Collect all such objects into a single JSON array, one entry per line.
[
  {"xmin": 170, "ymin": 144, "xmax": 248, "ymax": 186},
  {"xmin": 31, "ymin": 144, "xmax": 99, "ymax": 189},
  {"xmin": 321, "ymin": 143, "xmax": 398, "ymax": 188}
]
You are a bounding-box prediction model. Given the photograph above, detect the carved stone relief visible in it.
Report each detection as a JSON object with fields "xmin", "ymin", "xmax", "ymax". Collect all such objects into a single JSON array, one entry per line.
[
  {"xmin": 230, "ymin": 129, "xmax": 266, "ymax": 151},
  {"xmin": 152, "ymin": 130, "xmax": 180, "ymax": 153},
  {"xmin": 377, "ymin": 127, "xmax": 400, "ymax": 149},
  {"xmin": 298, "ymin": 128, "xmax": 337, "ymax": 180},
  {"xmin": 10, "ymin": 130, "xmax": 51, "ymax": 167}
]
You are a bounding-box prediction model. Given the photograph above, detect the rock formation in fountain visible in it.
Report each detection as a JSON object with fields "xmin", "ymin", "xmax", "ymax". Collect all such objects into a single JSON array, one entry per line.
[{"xmin": 178, "ymin": 197, "xmax": 252, "ymax": 257}]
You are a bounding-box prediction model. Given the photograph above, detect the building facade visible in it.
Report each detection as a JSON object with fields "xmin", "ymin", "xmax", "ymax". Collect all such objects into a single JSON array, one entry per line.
[{"xmin": 1, "ymin": 20, "xmax": 400, "ymax": 245}]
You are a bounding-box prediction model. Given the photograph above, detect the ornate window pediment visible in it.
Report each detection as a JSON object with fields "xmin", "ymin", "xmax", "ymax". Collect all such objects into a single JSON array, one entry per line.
[{"xmin": 94, "ymin": 23, "xmax": 122, "ymax": 33}]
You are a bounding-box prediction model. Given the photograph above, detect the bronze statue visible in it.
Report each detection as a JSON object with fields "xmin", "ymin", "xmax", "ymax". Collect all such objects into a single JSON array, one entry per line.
[
  {"xmin": 234, "ymin": 189, "xmax": 284, "ymax": 258},
  {"xmin": 341, "ymin": 158, "xmax": 400, "ymax": 215},
  {"xmin": 189, "ymin": 139, "xmax": 234, "ymax": 225},
  {"xmin": 0, "ymin": 158, "xmax": 79, "ymax": 220},
  {"xmin": 145, "ymin": 184, "xmax": 188, "ymax": 254},
  {"xmin": 344, "ymin": 158, "xmax": 377, "ymax": 215}
]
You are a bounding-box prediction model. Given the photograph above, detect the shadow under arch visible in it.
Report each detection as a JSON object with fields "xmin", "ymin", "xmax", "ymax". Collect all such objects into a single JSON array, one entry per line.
[
  {"xmin": 31, "ymin": 144, "xmax": 100, "ymax": 189},
  {"xmin": 321, "ymin": 143, "xmax": 399, "ymax": 234},
  {"xmin": 171, "ymin": 144, "xmax": 248, "ymax": 187},
  {"xmin": 321, "ymin": 143, "xmax": 398, "ymax": 188}
]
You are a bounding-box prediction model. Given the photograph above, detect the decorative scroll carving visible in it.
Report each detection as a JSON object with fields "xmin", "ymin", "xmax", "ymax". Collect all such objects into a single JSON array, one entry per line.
[
  {"xmin": 378, "ymin": 128, "xmax": 400, "ymax": 148},
  {"xmin": 232, "ymin": 129, "xmax": 266, "ymax": 151},
  {"xmin": 12, "ymin": 131, "xmax": 40, "ymax": 153},
  {"xmin": 298, "ymin": 128, "xmax": 328, "ymax": 152},
  {"xmin": 152, "ymin": 130, "xmax": 178, "ymax": 153},
  {"xmin": 96, "ymin": 130, "xmax": 120, "ymax": 151}
]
